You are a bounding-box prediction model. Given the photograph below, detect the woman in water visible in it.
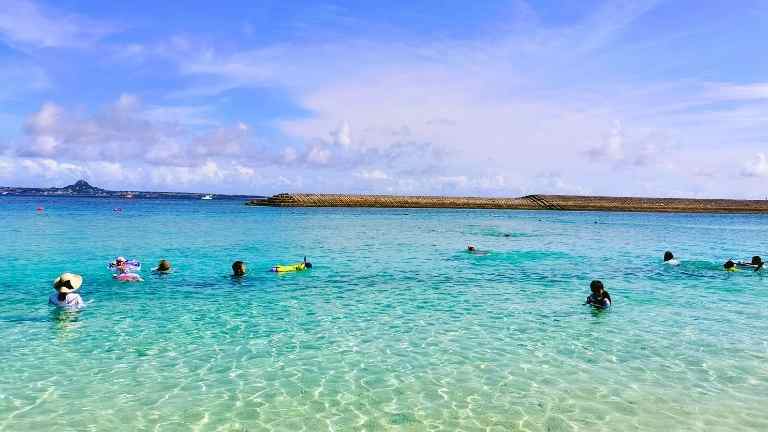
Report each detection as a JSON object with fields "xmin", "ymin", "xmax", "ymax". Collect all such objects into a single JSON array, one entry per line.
[
  {"xmin": 724, "ymin": 260, "xmax": 737, "ymax": 272},
  {"xmin": 49, "ymin": 273, "xmax": 86, "ymax": 309},
  {"xmin": 585, "ymin": 280, "xmax": 611, "ymax": 309}
]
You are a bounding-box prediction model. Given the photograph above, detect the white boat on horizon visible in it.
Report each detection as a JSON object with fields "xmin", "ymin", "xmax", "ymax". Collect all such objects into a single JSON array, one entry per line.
[{"xmin": 201, "ymin": 194, "xmax": 214, "ymax": 200}]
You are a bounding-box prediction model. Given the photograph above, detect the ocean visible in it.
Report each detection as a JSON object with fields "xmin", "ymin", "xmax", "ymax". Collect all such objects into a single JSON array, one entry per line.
[{"xmin": 1, "ymin": 196, "xmax": 767, "ymax": 431}]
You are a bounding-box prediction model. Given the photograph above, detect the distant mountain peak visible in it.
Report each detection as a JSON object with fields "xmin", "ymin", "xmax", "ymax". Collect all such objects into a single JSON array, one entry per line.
[{"xmin": 61, "ymin": 180, "xmax": 106, "ymax": 193}]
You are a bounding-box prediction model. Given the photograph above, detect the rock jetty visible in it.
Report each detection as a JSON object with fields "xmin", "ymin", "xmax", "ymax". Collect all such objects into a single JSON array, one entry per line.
[{"xmin": 247, "ymin": 193, "xmax": 768, "ymax": 213}]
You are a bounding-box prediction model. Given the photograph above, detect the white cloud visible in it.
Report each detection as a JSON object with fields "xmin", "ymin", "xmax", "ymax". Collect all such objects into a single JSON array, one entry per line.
[
  {"xmin": 306, "ymin": 144, "xmax": 331, "ymax": 165},
  {"xmin": 330, "ymin": 121, "xmax": 351, "ymax": 147},
  {"xmin": 18, "ymin": 95, "xmax": 251, "ymax": 167},
  {"xmin": 742, "ymin": 153, "xmax": 768, "ymax": 177},
  {"xmin": 356, "ymin": 169, "xmax": 389, "ymax": 180},
  {"xmin": 0, "ymin": 0, "xmax": 115, "ymax": 49},
  {"xmin": 586, "ymin": 121, "xmax": 625, "ymax": 162}
]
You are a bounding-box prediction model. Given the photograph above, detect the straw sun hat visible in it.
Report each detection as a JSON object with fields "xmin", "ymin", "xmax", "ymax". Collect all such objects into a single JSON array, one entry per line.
[{"xmin": 53, "ymin": 273, "xmax": 83, "ymax": 294}]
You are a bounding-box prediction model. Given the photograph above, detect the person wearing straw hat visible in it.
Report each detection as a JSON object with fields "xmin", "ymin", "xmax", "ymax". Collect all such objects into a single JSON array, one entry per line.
[{"xmin": 49, "ymin": 273, "xmax": 86, "ymax": 309}]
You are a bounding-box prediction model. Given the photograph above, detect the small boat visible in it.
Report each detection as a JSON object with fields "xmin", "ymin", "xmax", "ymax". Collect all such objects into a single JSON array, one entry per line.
[{"xmin": 201, "ymin": 194, "xmax": 214, "ymax": 200}]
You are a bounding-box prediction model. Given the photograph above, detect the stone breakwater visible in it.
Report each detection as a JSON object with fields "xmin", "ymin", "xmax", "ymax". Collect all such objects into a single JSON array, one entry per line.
[{"xmin": 247, "ymin": 193, "xmax": 768, "ymax": 213}]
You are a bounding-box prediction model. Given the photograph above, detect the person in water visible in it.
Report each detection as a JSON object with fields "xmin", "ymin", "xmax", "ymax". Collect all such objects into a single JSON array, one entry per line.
[
  {"xmin": 585, "ymin": 280, "xmax": 611, "ymax": 309},
  {"xmin": 724, "ymin": 260, "xmax": 737, "ymax": 272},
  {"xmin": 466, "ymin": 245, "xmax": 488, "ymax": 255},
  {"xmin": 154, "ymin": 260, "xmax": 172, "ymax": 273},
  {"xmin": 735, "ymin": 256, "xmax": 764, "ymax": 272},
  {"xmin": 49, "ymin": 273, "xmax": 86, "ymax": 309},
  {"xmin": 663, "ymin": 251, "xmax": 680, "ymax": 265},
  {"xmin": 271, "ymin": 257, "xmax": 313, "ymax": 272},
  {"xmin": 232, "ymin": 261, "xmax": 247, "ymax": 277},
  {"xmin": 114, "ymin": 256, "xmax": 127, "ymax": 273}
]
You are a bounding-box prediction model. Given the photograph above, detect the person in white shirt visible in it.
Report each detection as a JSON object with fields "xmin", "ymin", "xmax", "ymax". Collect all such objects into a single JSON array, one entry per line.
[{"xmin": 49, "ymin": 273, "xmax": 86, "ymax": 309}]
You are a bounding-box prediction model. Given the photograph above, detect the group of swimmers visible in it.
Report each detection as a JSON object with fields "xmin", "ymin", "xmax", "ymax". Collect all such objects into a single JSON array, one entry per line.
[
  {"xmin": 49, "ymin": 256, "xmax": 313, "ymax": 309},
  {"xmin": 466, "ymin": 247, "xmax": 763, "ymax": 310},
  {"xmin": 663, "ymin": 250, "xmax": 765, "ymax": 272},
  {"xmin": 50, "ymin": 246, "xmax": 762, "ymax": 311}
]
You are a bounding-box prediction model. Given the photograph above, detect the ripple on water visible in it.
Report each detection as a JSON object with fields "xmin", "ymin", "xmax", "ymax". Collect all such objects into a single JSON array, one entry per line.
[{"xmin": 1, "ymin": 201, "xmax": 767, "ymax": 430}]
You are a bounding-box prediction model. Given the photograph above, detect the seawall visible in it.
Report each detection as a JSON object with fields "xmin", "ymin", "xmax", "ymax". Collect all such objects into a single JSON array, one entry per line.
[{"xmin": 246, "ymin": 193, "xmax": 768, "ymax": 213}]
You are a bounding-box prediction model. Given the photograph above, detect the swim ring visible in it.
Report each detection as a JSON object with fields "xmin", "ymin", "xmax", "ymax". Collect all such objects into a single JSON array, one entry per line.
[{"xmin": 108, "ymin": 259, "xmax": 141, "ymax": 273}]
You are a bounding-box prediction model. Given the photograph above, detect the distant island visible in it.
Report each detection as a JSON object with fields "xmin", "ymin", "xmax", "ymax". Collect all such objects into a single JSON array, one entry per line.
[{"xmin": 0, "ymin": 180, "xmax": 261, "ymax": 200}]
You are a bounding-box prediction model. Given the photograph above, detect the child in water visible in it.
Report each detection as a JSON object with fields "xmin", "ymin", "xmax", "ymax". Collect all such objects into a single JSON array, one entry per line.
[{"xmin": 585, "ymin": 280, "xmax": 611, "ymax": 309}]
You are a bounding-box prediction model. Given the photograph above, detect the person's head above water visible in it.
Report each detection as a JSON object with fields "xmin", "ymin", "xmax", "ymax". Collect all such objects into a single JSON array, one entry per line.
[
  {"xmin": 232, "ymin": 261, "xmax": 246, "ymax": 276},
  {"xmin": 156, "ymin": 260, "xmax": 171, "ymax": 272},
  {"xmin": 53, "ymin": 272, "xmax": 83, "ymax": 294},
  {"xmin": 724, "ymin": 260, "xmax": 736, "ymax": 270},
  {"xmin": 751, "ymin": 256, "xmax": 763, "ymax": 266},
  {"xmin": 664, "ymin": 251, "xmax": 674, "ymax": 261},
  {"xmin": 303, "ymin": 256, "xmax": 313, "ymax": 269},
  {"xmin": 590, "ymin": 280, "xmax": 605, "ymax": 296},
  {"xmin": 467, "ymin": 245, "xmax": 477, "ymax": 252}
]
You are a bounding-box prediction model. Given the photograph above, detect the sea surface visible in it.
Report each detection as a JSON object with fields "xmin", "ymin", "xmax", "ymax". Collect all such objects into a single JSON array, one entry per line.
[{"xmin": 1, "ymin": 196, "xmax": 767, "ymax": 431}]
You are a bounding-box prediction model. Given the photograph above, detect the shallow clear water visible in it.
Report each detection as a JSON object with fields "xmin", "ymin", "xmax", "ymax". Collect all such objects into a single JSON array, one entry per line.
[{"xmin": 1, "ymin": 197, "xmax": 767, "ymax": 431}]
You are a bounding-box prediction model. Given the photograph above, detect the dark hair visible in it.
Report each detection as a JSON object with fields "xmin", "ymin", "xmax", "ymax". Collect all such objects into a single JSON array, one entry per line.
[
  {"xmin": 157, "ymin": 260, "xmax": 171, "ymax": 271},
  {"xmin": 232, "ymin": 260, "xmax": 246, "ymax": 275},
  {"xmin": 751, "ymin": 256, "xmax": 763, "ymax": 265},
  {"xmin": 664, "ymin": 251, "xmax": 674, "ymax": 261},
  {"xmin": 724, "ymin": 260, "xmax": 735, "ymax": 269},
  {"xmin": 589, "ymin": 280, "xmax": 611, "ymax": 303}
]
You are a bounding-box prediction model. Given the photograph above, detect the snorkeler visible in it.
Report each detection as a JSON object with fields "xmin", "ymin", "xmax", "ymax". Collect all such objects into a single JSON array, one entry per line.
[
  {"xmin": 232, "ymin": 260, "xmax": 247, "ymax": 277},
  {"xmin": 49, "ymin": 273, "xmax": 86, "ymax": 309},
  {"xmin": 584, "ymin": 280, "xmax": 611, "ymax": 309},
  {"xmin": 271, "ymin": 257, "xmax": 313, "ymax": 273}
]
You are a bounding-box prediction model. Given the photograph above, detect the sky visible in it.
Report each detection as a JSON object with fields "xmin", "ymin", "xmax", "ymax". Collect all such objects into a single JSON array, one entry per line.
[{"xmin": 1, "ymin": 0, "xmax": 767, "ymax": 197}]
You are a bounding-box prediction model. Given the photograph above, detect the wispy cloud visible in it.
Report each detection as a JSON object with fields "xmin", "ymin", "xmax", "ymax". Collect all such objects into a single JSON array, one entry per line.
[{"xmin": 0, "ymin": 0, "xmax": 115, "ymax": 49}]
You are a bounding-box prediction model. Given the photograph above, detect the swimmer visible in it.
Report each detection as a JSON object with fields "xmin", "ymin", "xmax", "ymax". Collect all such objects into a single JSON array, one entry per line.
[
  {"xmin": 153, "ymin": 259, "xmax": 172, "ymax": 273},
  {"xmin": 584, "ymin": 280, "xmax": 611, "ymax": 309},
  {"xmin": 724, "ymin": 260, "xmax": 738, "ymax": 272},
  {"xmin": 49, "ymin": 273, "xmax": 86, "ymax": 309},
  {"xmin": 663, "ymin": 251, "xmax": 680, "ymax": 266},
  {"xmin": 114, "ymin": 256, "xmax": 127, "ymax": 273},
  {"xmin": 735, "ymin": 256, "xmax": 764, "ymax": 272},
  {"xmin": 466, "ymin": 245, "xmax": 488, "ymax": 255},
  {"xmin": 271, "ymin": 257, "xmax": 313, "ymax": 273},
  {"xmin": 232, "ymin": 260, "xmax": 247, "ymax": 277}
]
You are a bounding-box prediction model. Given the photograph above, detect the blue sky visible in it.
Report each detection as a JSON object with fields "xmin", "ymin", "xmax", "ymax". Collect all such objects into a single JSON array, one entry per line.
[{"xmin": 1, "ymin": 0, "xmax": 767, "ymax": 197}]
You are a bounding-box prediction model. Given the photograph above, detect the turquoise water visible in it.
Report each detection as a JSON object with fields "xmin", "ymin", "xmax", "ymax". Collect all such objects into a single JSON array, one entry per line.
[{"xmin": 1, "ymin": 197, "xmax": 767, "ymax": 431}]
